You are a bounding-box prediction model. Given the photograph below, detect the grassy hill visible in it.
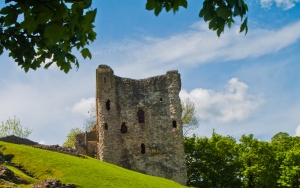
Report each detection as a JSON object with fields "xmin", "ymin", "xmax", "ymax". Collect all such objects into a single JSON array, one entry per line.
[{"xmin": 0, "ymin": 141, "xmax": 186, "ymax": 188}]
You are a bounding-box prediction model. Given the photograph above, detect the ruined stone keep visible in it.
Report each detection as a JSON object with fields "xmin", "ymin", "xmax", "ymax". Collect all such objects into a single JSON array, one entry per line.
[{"xmin": 76, "ymin": 65, "xmax": 187, "ymax": 184}]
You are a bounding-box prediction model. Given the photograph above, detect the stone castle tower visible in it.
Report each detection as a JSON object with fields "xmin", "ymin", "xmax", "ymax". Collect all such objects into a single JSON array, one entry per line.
[{"xmin": 76, "ymin": 64, "xmax": 187, "ymax": 184}]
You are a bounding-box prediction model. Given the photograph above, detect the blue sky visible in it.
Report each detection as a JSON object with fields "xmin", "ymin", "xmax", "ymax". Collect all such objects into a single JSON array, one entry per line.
[{"xmin": 0, "ymin": 0, "xmax": 300, "ymax": 145}]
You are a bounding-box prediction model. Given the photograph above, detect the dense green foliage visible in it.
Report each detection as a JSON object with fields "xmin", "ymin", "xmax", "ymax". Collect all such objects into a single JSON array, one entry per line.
[
  {"xmin": 184, "ymin": 132, "xmax": 300, "ymax": 187},
  {"xmin": 0, "ymin": 116, "xmax": 32, "ymax": 138},
  {"xmin": 0, "ymin": 141, "xmax": 185, "ymax": 188},
  {"xmin": 146, "ymin": 0, "xmax": 248, "ymax": 37},
  {"xmin": 0, "ymin": 0, "xmax": 96, "ymax": 73}
]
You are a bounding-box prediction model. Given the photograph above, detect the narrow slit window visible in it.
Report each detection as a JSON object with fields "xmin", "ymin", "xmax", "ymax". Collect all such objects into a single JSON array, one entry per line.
[
  {"xmin": 160, "ymin": 98, "xmax": 162, "ymax": 102},
  {"xmin": 141, "ymin": 143, "xmax": 145, "ymax": 154},
  {"xmin": 104, "ymin": 77, "xmax": 107, "ymax": 83},
  {"xmin": 137, "ymin": 109, "xmax": 145, "ymax": 123},
  {"xmin": 121, "ymin": 122, "xmax": 127, "ymax": 133},
  {"xmin": 172, "ymin": 120, "xmax": 177, "ymax": 128},
  {"xmin": 104, "ymin": 122, "xmax": 108, "ymax": 130},
  {"xmin": 106, "ymin": 100, "xmax": 110, "ymax": 111}
]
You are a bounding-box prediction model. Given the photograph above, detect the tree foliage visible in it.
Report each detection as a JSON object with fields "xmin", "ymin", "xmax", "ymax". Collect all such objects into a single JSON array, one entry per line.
[
  {"xmin": 0, "ymin": 0, "xmax": 96, "ymax": 73},
  {"xmin": 146, "ymin": 0, "xmax": 248, "ymax": 37},
  {"xmin": 181, "ymin": 97, "xmax": 198, "ymax": 136},
  {"xmin": 185, "ymin": 132, "xmax": 241, "ymax": 187},
  {"xmin": 185, "ymin": 132, "xmax": 300, "ymax": 187},
  {"xmin": 62, "ymin": 127, "xmax": 83, "ymax": 148},
  {"xmin": 0, "ymin": 116, "xmax": 32, "ymax": 138}
]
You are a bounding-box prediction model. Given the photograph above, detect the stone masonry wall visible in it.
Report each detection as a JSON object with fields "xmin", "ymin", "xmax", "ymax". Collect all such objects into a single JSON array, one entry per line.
[{"xmin": 96, "ymin": 65, "xmax": 187, "ymax": 185}]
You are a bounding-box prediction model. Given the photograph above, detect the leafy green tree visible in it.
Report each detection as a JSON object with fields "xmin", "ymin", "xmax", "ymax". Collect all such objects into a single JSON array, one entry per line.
[
  {"xmin": 184, "ymin": 132, "xmax": 242, "ymax": 187},
  {"xmin": 0, "ymin": 116, "xmax": 32, "ymax": 138},
  {"xmin": 62, "ymin": 127, "xmax": 83, "ymax": 148},
  {"xmin": 238, "ymin": 134, "xmax": 278, "ymax": 188},
  {"xmin": 0, "ymin": 0, "xmax": 96, "ymax": 73},
  {"xmin": 181, "ymin": 98, "xmax": 198, "ymax": 136},
  {"xmin": 146, "ymin": 0, "xmax": 248, "ymax": 37},
  {"xmin": 278, "ymin": 148, "xmax": 300, "ymax": 187}
]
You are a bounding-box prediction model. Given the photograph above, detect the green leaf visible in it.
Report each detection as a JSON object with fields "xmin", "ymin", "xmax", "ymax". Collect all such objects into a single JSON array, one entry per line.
[
  {"xmin": 81, "ymin": 48, "xmax": 92, "ymax": 59},
  {"xmin": 209, "ymin": 20, "xmax": 216, "ymax": 29},
  {"xmin": 181, "ymin": 0, "xmax": 188, "ymax": 8},
  {"xmin": 146, "ymin": 0, "xmax": 156, "ymax": 10},
  {"xmin": 216, "ymin": 7, "xmax": 231, "ymax": 20},
  {"xmin": 199, "ymin": 9, "xmax": 206, "ymax": 17},
  {"xmin": 44, "ymin": 24, "xmax": 64, "ymax": 43},
  {"xmin": 240, "ymin": 17, "xmax": 248, "ymax": 34},
  {"xmin": 154, "ymin": 5, "xmax": 162, "ymax": 16},
  {"xmin": 84, "ymin": 9, "xmax": 97, "ymax": 24}
]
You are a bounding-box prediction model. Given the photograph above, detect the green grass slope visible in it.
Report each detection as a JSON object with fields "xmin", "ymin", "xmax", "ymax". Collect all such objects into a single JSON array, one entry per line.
[{"xmin": 0, "ymin": 142, "xmax": 186, "ymax": 188}]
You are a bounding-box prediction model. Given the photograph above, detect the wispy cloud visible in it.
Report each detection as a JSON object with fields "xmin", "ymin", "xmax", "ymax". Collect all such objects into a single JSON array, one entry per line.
[
  {"xmin": 71, "ymin": 97, "xmax": 95, "ymax": 117},
  {"xmin": 93, "ymin": 21, "xmax": 300, "ymax": 78},
  {"xmin": 295, "ymin": 124, "xmax": 300, "ymax": 136},
  {"xmin": 180, "ymin": 78, "xmax": 264, "ymax": 123},
  {"xmin": 260, "ymin": 0, "xmax": 300, "ymax": 10}
]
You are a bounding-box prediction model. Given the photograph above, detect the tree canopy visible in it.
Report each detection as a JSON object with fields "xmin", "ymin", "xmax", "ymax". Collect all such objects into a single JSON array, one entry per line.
[
  {"xmin": 1, "ymin": 0, "xmax": 248, "ymax": 73},
  {"xmin": 185, "ymin": 132, "xmax": 300, "ymax": 187},
  {"xmin": 0, "ymin": 116, "xmax": 32, "ymax": 138},
  {"xmin": 0, "ymin": 0, "xmax": 96, "ymax": 73}
]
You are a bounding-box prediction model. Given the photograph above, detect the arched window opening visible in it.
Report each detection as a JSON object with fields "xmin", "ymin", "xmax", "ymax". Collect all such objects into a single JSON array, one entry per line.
[
  {"xmin": 121, "ymin": 122, "xmax": 127, "ymax": 133},
  {"xmin": 104, "ymin": 77, "xmax": 107, "ymax": 83},
  {"xmin": 141, "ymin": 143, "xmax": 145, "ymax": 154},
  {"xmin": 160, "ymin": 98, "xmax": 162, "ymax": 102},
  {"xmin": 106, "ymin": 100, "xmax": 110, "ymax": 111},
  {"xmin": 137, "ymin": 109, "xmax": 145, "ymax": 123},
  {"xmin": 172, "ymin": 120, "xmax": 177, "ymax": 128},
  {"xmin": 104, "ymin": 122, "xmax": 108, "ymax": 130}
]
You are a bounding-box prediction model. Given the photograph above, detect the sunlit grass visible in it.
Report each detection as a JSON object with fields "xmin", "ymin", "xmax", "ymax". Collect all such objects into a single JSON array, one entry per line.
[{"xmin": 0, "ymin": 141, "xmax": 186, "ymax": 188}]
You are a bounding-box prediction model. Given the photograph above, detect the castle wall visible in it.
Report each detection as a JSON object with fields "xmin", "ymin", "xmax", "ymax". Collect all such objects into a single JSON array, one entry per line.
[{"xmin": 96, "ymin": 65, "xmax": 187, "ymax": 185}]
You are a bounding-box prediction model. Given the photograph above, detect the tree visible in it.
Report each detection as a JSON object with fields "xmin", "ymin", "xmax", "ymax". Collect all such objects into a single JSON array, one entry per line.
[
  {"xmin": 181, "ymin": 97, "xmax": 198, "ymax": 136},
  {"xmin": 62, "ymin": 127, "xmax": 83, "ymax": 148},
  {"xmin": 238, "ymin": 134, "xmax": 278, "ymax": 188},
  {"xmin": 1, "ymin": 0, "xmax": 248, "ymax": 73},
  {"xmin": 63, "ymin": 103, "xmax": 96, "ymax": 148},
  {"xmin": 146, "ymin": 0, "xmax": 248, "ymax": 37},
  {"xmin": 0, "ymin": 0, "xmax": 96, "ymax": 73},
  {"xmin": 184, "ymin": 132, "xmax": 242, "ymax": 187},
  {"xmin": 0, "ymin": 116, "xmax": 32, "ymax": 138},
  {"xmin": 83, "ymin": 103, "xmax": 96, "ymax": 132}
]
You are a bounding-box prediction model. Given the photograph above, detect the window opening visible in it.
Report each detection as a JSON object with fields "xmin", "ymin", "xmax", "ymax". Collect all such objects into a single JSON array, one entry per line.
[
  {"xmin": 172, "ymin": 120, "xmax": 177, "ymax": 128},
  {"xmin": 104, "ymin": 77, "xmax": 107, "ymax": 83},
  {"xmin": 141, "ymin": 143, "xmax": 145, "ymax": 154},
  {"xmin": 121, "ymin": 122, "xmax": 127, "ymax": 133},
  {"xmin": 106, "ymin": 100, "xmax": 110, "ymax": 111},
  {"xmin": 160, "ymin": 98, "xmax": 162, "ymax": 102},
  {"xmin": 104, "ymin": 122, "xmax": 108, "ymax": 130},
  {"xmin": 137, "ymin": 109, "xmax": 145, "ymax": 123}
]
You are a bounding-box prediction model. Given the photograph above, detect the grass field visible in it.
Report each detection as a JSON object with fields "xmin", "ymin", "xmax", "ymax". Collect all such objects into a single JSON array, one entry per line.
[{"xmin": 0, "ymin": 141, "xmax": 186, "ymax": 188}]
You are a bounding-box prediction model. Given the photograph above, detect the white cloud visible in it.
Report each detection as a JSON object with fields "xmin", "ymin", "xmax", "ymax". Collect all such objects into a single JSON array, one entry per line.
[
  {"xmin": 180, "ymin": 78, "xmax": 264, "ymax": 123},
  {"xmin": 295, "ymin": 124, "xmax": 300, "ymax": 136},
  {"xmin": 95, "ymin": 21, "xmax": 300, "ymax": 79},
  {"xmin": 39, "ymin": 140, "xmax": 46, "ymax": 145},
  {"xmin": 71, "ymin": 97, "xmax": 95, "ymax": 117},
  {"xmin": 260, "ymin": 0, "xmax": 300, "ymax": 10}
]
